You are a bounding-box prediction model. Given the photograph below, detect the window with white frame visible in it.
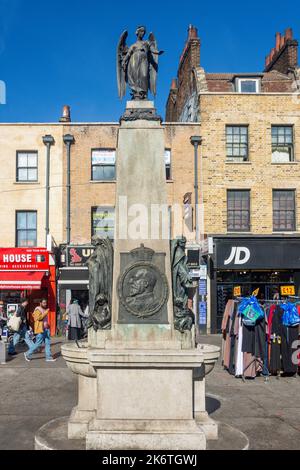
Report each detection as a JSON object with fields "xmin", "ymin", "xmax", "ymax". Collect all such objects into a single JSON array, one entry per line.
[
  {"xmin": 16, "ymin": 151, "xmax": 38, "ymax": 182},
  {"xmin": 91, "ymin": 149, "xmax": 116, "ymax": 181},
  {"xmin": 236, "ymin": 78, "xmax": 260, "ymax": 93}
]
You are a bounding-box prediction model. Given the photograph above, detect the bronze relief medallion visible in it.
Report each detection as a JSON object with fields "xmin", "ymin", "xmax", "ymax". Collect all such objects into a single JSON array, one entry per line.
[{"xmin": 118, "ymin": 261, "xmax": 169, "ymax": 319}]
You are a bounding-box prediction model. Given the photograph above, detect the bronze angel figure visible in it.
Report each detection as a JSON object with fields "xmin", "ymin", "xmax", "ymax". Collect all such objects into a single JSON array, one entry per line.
[{"xmin": 117, "ymin": 26, "xmax": 164, "ymax": 100}]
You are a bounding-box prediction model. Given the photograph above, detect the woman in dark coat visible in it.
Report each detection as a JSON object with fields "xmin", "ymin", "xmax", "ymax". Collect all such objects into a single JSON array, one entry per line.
[{"xmin": 67, "ymin": 300, "xmax": 87, "ymax": 341}]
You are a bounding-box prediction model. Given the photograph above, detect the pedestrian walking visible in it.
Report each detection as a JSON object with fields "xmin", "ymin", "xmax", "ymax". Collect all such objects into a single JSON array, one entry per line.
[
  {"xmin": 8, "ymin": 298, "xmax": 34, "ymax": 356},
  {"xmin": 67, "ymin": 299, "xmax": 87, "ymax": 341},
  {"xmin": 24, "ymin": 299, "xmax": 56, "ymax": 362}
]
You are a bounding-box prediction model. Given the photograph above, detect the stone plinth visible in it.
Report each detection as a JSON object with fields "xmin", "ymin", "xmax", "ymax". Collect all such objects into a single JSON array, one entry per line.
[
  {"xmin": 85, "ymin": 349, "xmax": 206, "ymax": 450},
  {"xmin": 38, "ymin": 100, "xmax": 221, "ymax": 451},
  {"xmin": 61, "ymin": 341, "xmax": 220, "ymax": 449}
]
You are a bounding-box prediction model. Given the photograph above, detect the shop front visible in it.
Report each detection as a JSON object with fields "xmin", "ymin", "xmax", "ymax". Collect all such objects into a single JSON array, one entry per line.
[
  {"xmin": 209, "ymin": 236, "xmax": 300, "ymax": 334},
  {"xmin": 0, "ymin": 248, "xmax": 57, "ymax": 336},
  {"xmin": 187, "ymin": 247, "xmax": 208, "ymax": 334},
  {"xmin": 58, "ymin": 245, "xmax": 94, "ymax": 313}
]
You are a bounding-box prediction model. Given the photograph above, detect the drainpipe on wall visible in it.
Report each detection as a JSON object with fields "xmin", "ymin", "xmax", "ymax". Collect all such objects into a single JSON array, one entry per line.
[
  {"xmin": 42, "ymin": 135, "xmax": 55, "ymax": 248},
  {"xmin": 190, "ymin": 136, "xmax": 202, "ymax": 243},
  {"xmin": 63, "ymin": 134, "xmax": 75, "ymax": 245}
]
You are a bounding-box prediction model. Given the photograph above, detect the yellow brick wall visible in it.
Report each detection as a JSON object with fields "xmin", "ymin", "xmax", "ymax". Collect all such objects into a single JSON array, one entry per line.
[
  {"xmin": 200, "ymin": 93, "xmax": 300, "ymax": 235},
  {"xmin": 62, "ymin": 124, "xmax": 119, "ymax": 244},
  {"xmin": 63, "ymin": 123, "xmax": 200, "ymax": 244}
]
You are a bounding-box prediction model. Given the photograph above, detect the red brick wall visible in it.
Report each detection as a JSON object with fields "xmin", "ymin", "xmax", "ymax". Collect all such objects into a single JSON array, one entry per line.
[
  {"xmin": 264, "ymin": 40, "xmax": 298, "ymax": 74},
  {"xmin": 165, "ymin": 30, "xmax": 200, "ymax": 121}
]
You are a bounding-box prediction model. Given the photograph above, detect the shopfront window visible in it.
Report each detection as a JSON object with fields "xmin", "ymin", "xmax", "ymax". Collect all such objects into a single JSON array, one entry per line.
[
  {"xmin": 273, "ymin": 190, "xmax": 296, "ymax": 232},
  {"xmin": 215, "ymin": 270, "xmax": 295, "ymax": 333},
  {"xmin": 227, "ymin": 190, "xmax": 250, "ymax": 232},
  {"xmin": 0, "ymin": 291, "xmax": 23, "ymax": 320},
  {"xmin": 92, "ymin": 206, "xmax": 115, "ymax": 239},
  {"xmin": 16, "ymin": 211, "xmax": 37, "ymax": 247},
  {"xmin": 91, "ymin": 149, "xmax": 116, "ymax": 181}
]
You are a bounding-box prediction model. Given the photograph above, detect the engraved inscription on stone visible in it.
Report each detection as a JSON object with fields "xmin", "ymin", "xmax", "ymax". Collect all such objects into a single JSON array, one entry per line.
[{"xmin": 118, "ymin": 245, "xmax": 169, "ymax": 324}]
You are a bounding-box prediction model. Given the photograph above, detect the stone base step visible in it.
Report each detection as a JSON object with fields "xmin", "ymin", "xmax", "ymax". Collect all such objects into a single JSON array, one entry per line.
[{"xmin": 35, "ymin": 417, "xmax": 249, "ymax": 451}]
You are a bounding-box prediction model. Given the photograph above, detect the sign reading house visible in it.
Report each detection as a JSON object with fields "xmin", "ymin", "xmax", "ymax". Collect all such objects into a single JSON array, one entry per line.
[
  {"xmin": 215, "ymin": 237, "xmax": 300, "ymax": 270},
  {"xmin": 0, "ymin": 248, "xmax": 49, "ymax": 271}
]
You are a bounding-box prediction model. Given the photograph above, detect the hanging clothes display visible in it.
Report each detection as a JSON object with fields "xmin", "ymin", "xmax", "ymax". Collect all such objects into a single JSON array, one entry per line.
[
  {"xmin": 221, "ymin": 299, "xmax": 234, "ymax": 370},
  {"xmin": 235, "ymin": 314, "xmax": 244, "ymax": 377},
  {"xmin": 228, "ymin": 303, "xmax": 238, "ymax": 376},
  {"xmin": 221, "ymin": 298, "xmax": 300, "ymax": 380}
]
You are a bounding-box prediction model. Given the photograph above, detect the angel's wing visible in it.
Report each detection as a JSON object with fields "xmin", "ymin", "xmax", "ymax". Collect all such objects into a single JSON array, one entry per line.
[
  {"xmin": 148, "ymin": 32, "xmax": 159, "ymax": 96},
  {"xmin": 117, "ymin": 30, "xmax": 128, "ymax": 99}
]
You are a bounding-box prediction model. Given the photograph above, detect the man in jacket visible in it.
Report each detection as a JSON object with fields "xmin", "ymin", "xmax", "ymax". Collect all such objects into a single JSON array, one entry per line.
[
  {"xmin": 8, "ymin": 298, "xmax": 34, "ymax": 356},
  {"xmin": 24, "ymin": 299, "xmax": 56, "ymax": 362}
]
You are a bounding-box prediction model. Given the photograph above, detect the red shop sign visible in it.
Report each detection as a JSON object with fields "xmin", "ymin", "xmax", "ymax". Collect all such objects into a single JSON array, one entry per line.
[{"xmin": 0, "ymin": 248, "xmax": 49, "ymax": 271}]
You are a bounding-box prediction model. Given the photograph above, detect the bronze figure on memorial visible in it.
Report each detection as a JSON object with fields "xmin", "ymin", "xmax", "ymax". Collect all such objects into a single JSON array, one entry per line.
[
  {"xmin": 117, "ymin": 26, "xmax": 164, "ymax": 101},
  {"xmin": 171, "ymin": 237, "xmax": 195, "ymax": 333},
  {"xmin": 87, "ymin": 236, "xmax": 113, "ymax": 331}
]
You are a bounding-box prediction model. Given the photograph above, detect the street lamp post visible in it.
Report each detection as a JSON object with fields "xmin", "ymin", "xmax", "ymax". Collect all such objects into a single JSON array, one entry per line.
[
  {"xmin": 42, "ymin": 135, "xmax": 55, "ymax": 248},
  {"xmin": 63, "ymin": 134, "xmax": 75, "ymax": 245},
  {"xmin": 190, "ymin": 136, "xmax": 202, "ymax": 244}
]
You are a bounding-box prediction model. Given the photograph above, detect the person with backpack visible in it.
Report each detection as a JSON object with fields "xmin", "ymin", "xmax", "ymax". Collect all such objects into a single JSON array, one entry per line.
[
  {"xmin": 24, "ymin": 298, "xmax": 56, "ymax": 362},
  {"xmin": 8, "ymin": 298, "xmax": 34, "ymax": 356}
]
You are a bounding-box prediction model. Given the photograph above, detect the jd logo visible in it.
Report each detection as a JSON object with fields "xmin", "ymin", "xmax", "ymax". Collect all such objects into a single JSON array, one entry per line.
[{"xmin": 224, "ymin": 247, "xmax": 250, "ymax": 266}]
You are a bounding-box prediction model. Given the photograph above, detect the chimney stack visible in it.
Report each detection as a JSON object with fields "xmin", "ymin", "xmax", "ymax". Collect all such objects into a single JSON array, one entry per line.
[
  {"xmin": 264, "ymin": 27, "xmax": 298, "ymax": 74},
  {"xmin": 171, "ymin": 78, "xmax": 178, "ymax": 90},
  {"xmin": 59, "ymin": 105, "xmax": 71, "ymax": 123},
  {"xmin": 285, "ymin": 27, "xmax": 293, "ymax": 40},
  {"xmin": 275, "ymin": 32, "xmax": 281, "ymax": 51},
  {"xmin": 188, "ymin": 24, "xmax": 198, "ymax": 40}
]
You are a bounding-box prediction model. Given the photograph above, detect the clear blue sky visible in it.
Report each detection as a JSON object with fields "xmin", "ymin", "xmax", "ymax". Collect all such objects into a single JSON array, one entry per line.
[{"xmin": 0, "ymin": 0, "xmax": 299, "ymax": 122}]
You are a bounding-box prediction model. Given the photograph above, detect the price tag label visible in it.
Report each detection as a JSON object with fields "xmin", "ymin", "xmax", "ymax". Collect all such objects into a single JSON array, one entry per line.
[
  {"xmin": 233, "ymin": 286, "xmax": 241, "ymax": 297},
  {"xmin": 280, "ymin": 285, "xmax": 295, "ymax": 296}
]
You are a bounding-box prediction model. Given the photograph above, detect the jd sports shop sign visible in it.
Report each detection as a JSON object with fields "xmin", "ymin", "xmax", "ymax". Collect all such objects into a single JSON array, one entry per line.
[{"xmin": 215, "ymin": 238, "xmax": 300, "ymax": 270}]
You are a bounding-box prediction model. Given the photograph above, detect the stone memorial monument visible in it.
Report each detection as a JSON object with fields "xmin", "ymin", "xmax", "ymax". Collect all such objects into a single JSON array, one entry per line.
[{"xmin": 35, "ymin": 26, "xmax": 220, "ymax": 451}]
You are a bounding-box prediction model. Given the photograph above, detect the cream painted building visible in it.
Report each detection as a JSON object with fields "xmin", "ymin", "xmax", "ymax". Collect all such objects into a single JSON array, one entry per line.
[{"xmin": 0, "ymin": 124, "xmax": 64, "ymax": 248}]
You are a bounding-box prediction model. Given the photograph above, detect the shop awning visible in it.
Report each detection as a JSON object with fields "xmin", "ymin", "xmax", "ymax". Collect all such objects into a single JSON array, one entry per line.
[
  {"xmin": 0, "ymin": 271, "xmax": 45, "ymax": 290},
  {"xmin": 58, "ymin": 268, "xmax": 89, "ymax": 291}
]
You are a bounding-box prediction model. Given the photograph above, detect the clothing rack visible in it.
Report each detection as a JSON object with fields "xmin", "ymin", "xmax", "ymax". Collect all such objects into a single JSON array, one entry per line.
[
  {"xmin": 230, "ymin": 297, "xmax": 300, "ymax": 381},
  {"xmin": 234, "ymin": 297, "xmax": 300, "ymax": 305}
]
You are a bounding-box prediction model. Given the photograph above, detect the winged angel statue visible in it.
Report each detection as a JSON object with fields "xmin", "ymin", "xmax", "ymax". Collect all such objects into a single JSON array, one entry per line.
[{"xmin": 117, "ymin": 26, "xmax": 164, "ymax": 100}]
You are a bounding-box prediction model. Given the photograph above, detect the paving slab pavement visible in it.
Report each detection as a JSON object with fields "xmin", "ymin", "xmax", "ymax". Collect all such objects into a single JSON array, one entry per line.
[
  {"xmin": 1, "ymin": 335, "xmax": 300, "ymax": 450},
  {"xmin": 200, "ymin": 335, "xmax": 300, "ymax": 450},
  {"xmin": 0, "ymin": 338, "xmax": 77, "ymax": 450}
]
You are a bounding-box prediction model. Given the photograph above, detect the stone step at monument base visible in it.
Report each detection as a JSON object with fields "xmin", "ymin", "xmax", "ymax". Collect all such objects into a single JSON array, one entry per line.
[
  {"xmin": 86, "ymin": 430, "xmax": 206, "ymax": 451},
  {"xmin": 35, "ymin": 417, "xmax": 249, "ymax": 451}
]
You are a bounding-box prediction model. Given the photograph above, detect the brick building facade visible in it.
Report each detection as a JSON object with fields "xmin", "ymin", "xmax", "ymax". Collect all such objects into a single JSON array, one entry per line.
[
  {"xmin": 166, "ymin": 25, "xmax": 300, "ymax": 332},
  {"xmin": 2, "ymin": 25, "xmax": 300, "ymax": 334},
  {"xmin": 0, "ymin": 117, "xmax": 200, "ymax": 332}
]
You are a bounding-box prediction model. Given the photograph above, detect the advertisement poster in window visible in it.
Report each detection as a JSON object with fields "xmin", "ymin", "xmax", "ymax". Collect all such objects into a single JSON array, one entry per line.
[
  {"xmin": 92, "ymin": 207, "xmax": 115, "ymax": 239},
  {"xmin": 7, "ymin": 304, "xmax": 18, "ymax": 319}
]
